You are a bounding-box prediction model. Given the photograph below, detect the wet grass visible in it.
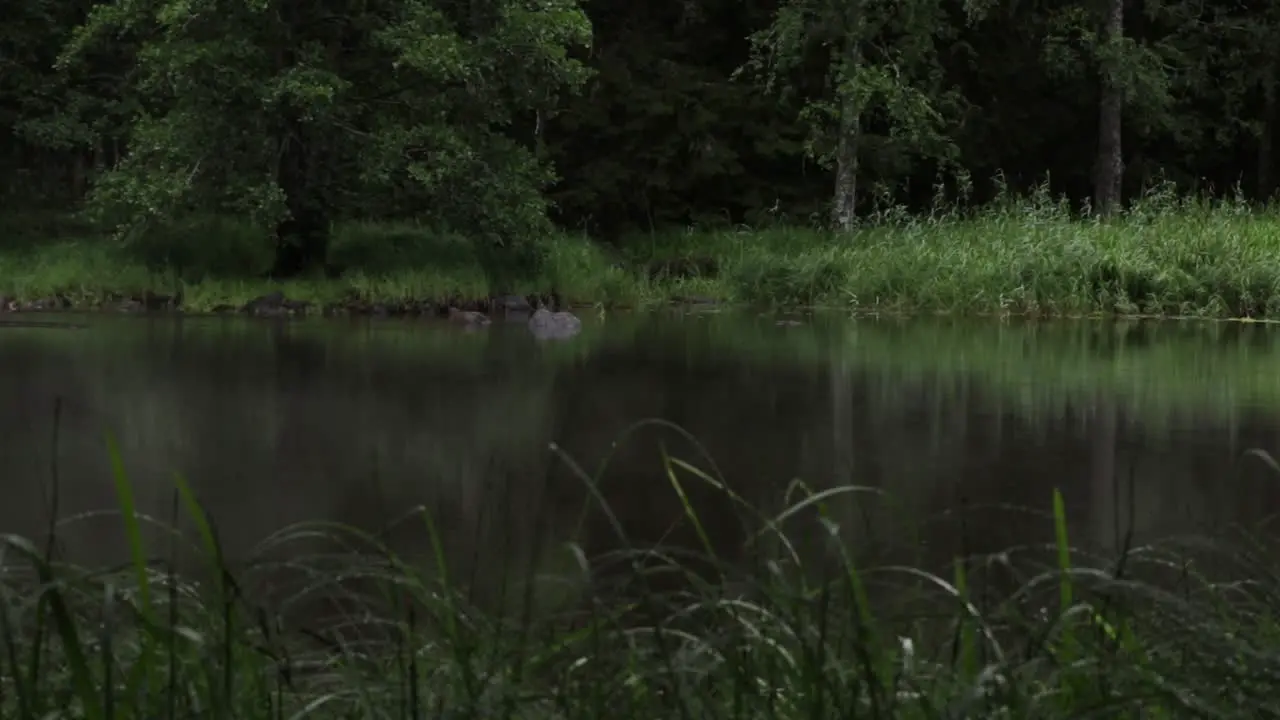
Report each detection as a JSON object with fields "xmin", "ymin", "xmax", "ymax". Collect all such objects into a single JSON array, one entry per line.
[
  {"xmin": 6, "ymin": 184, "xmax": 1280, "ymax": 315},
  {"xmin": 4, "ymin": 432, "xmax": 1280, "ymax": 718}
]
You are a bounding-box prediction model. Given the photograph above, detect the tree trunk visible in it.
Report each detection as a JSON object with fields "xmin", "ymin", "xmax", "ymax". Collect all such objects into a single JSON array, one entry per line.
[
  {"xmin": 271, "ymin": 115, "xmax": 329, "ymax": 279},
  {"xmin": 832, "ymin": 43, "xmax": 863, "ymax": 231},
  {"xmin": 832, "ymin": 104, "xmax": 860, "ymax": 230},
  {"xmin": 70, "ymin": 152, "xmax": 86, "ymax": 203},
  {"xmin": 1259, "ymin": 59, "xmax": 1277, "ymax": 200},
  {"xmin": 1093, "ymin": 0, "xmax": 1125, "ymax": 216},
  {"xmin": 270, "ymin": 0, "xmax": 328, "ymax": 279}
]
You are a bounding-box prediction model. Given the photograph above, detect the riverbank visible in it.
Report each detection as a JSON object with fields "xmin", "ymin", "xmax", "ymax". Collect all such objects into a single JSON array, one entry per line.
[
  {"xmin": 5, "ymin": 197, "xmax": 1280, "ymax": 316},
  {"xmin": 4, "ymin": 455, "xmax": 1278, "ymax": 719}
]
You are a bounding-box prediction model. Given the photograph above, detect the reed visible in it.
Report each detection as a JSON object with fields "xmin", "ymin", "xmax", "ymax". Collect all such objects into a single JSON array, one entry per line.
[{"xmin": 2, "ymin": 430, "xmax": 1279, "ymax": 718}]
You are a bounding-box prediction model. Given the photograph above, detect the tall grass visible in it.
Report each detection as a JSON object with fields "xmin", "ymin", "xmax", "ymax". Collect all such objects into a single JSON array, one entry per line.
[
  {"xmin": 705, "ymin": 183, "xmax": 1280, "ymax": 316},
  {"xmin": 6, "ymin": 183, "xmax": 1280, "ymax": 314},
  {"xmin": 4, "ymin": 427, "xmax": 1280, "ymax": 718}
]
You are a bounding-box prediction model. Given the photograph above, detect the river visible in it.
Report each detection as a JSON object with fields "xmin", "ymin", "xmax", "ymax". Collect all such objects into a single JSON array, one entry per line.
[{"xmin": 0, "ymin": 311, "xmax": 1277, "ymax": 615}]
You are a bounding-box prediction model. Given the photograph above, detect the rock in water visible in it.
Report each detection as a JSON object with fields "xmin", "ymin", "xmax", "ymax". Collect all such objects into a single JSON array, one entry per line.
[
  {"xmin": 448, "ymin": 308, "xmax": 492, "ymax": 326},
  {"xmin": 528, "ymin": 308, "xmax": 582, "ymax": 340}
]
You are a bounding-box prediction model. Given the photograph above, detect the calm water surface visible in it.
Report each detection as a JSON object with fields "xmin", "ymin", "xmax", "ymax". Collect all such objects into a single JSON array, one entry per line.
[{"xmin": 2, "ymin": 311, "xmax": 1279, "ymax": 609}]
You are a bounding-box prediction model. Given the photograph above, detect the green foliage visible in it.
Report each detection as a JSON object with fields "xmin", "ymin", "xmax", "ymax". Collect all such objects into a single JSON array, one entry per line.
[
  {"xmin": 13, "ymin": 192, "xmax": 1280, "ymax": 316},
  {"xmin": 729, "ymin": 251, "xmax": 850, "ymax": 307},
  {"xmin": 5, "ymin": 0, "xmax": 1280, "ymax": 281},
  {"xmin": 739, "ymin": 0, "xmax": 991, "ymax": 215},
  {"xmin": 129, "ymin": 215, "xmax": 275, "ymax": 278},
  {"xmin": 45, "ymin": 0, "xmax": 592, "ymax": 275},
  {"xmin": 543, "ymin": 0, "xmax": 824, "ymax": 237},
  {"xmin": 329, "ymin": 221, "xmax": 481, "ymax": 278}
]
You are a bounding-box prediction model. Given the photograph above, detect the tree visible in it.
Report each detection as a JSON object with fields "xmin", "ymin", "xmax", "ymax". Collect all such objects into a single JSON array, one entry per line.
[
  {"xmin": 543, "ymin": 0, "xmax": 824, "ymax": 238},
  {"xmin": 1, "ymin": 0, "xmax": 124, "ymax": 206},
  {"xmin": 57, "ymin": 0, "xmax": 592, "ymax": 278},
  {"xmin": 1158, "ymin": 0, "xmax": 1280, "ymax": 199},
  {"xmin": 741, "ymin": 0, "xmax": 985, "ymax": 229}
]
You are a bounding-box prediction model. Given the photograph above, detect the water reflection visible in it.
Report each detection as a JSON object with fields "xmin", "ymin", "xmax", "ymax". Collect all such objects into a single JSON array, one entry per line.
[{"xmin": 0, "ymin": 314, "xmax": 1278, "ymax": 612}]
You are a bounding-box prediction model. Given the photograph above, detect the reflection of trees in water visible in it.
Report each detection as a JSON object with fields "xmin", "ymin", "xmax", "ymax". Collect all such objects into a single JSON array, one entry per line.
[
  {"xmin": 0, "ymin": 321, "xmax": 1277, "ymax": 612},
  {"xmin": 544, "ymin": 351, "xmax": 822, "ymax": 596}
]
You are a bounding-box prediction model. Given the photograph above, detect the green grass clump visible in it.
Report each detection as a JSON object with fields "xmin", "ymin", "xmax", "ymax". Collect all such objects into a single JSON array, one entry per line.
[
  {"xmin": 0, "ymin": 216, "xmax": 683, "ymax": 311},
  {"xmin": 728, "ymin": 249, "xmax": 850, "ymax": 307},
  {"xmin": 636, "ymin": 188, "xmax": 1280, "ymax": 316},
  {"xmin": 7, "ymin": 186, "xmax": 1280, "ymax": 314},
  {"xmin": 5, "ymin": 433, "xmax": 1280, "ymax": 718}
]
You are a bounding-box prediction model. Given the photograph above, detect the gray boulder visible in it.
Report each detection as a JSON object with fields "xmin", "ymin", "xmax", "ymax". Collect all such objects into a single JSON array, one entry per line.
[{"xmin": 528, "ymin": 307, "xmax": 582, "ymax": 340}]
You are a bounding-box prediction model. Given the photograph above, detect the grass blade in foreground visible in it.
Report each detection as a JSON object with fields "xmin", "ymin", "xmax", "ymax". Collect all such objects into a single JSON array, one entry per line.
[{"xmin": 1, "ymin": 442, "xmax": 1279, "ymax": 718}]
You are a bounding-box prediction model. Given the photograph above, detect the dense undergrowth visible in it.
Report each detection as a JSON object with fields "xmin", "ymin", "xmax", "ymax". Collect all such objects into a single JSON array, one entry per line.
[
  {"xmin": 2, "ymin": 183, "xmax": 1280, "ymax": 315},
  {"xmin": 3, "ymin": 435, "xmax": 1280, "ymax": 719}
]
